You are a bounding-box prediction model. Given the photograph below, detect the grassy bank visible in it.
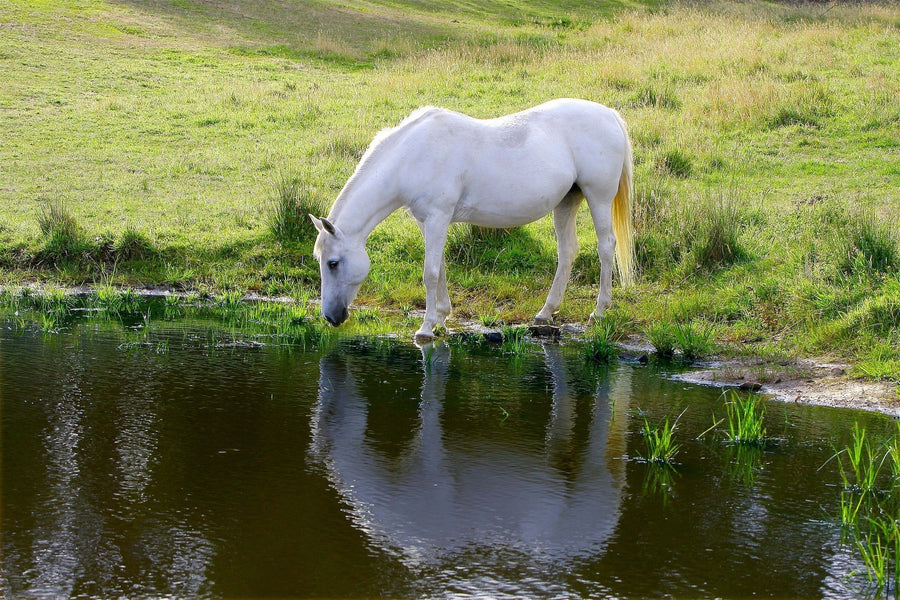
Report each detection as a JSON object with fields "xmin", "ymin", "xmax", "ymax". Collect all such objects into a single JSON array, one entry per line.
[{"xmin": 1, "ymin": 0, "xmax": 898, "ymax": 378}]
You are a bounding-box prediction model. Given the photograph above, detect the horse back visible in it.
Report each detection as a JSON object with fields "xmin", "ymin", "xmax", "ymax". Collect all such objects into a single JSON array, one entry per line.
[{"xmin": 396, "ymin": 100, "xmax": 627, "ymax": 227}]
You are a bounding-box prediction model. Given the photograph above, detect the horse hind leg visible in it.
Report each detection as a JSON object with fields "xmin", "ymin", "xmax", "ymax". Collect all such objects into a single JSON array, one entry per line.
[
  {"xmin": 535, "ymin": 192, "xmax": 582, "ymax": 324},
  {"xmin": 580, "ymin": 182, "xmax": 619, "ymax": 322}
]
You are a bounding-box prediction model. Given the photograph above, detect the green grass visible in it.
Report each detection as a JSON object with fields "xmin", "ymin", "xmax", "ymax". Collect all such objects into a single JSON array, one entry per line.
[
  {"xmin": 639, "ymin": 410, "xmax": 685, "ymax": 465},
  {"xmin": 644, "ymin": 321, "xmax": 676, "ymax": 359},
  {"xmin": 1, "ymin": 0, "xmax": 899, "ymax": 376},
  {"xmin": 721, "ymin": 391, "xmax": 767, "ymax": 446},
  {"xmin": 830, "ymin": 422, "xmax": 900, "ymax": 597}
]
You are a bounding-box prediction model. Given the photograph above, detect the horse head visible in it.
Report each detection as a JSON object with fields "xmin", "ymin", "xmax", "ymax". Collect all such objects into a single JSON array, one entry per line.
[{"xmin": 310, "ymin": 215, "xmax": 370, "ymax": 326}]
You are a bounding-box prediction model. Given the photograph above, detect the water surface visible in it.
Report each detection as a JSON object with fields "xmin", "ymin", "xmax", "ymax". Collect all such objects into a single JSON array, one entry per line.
[{"xmin": 1, "ymin": 319, "xmax": 890, "ymax": 598}]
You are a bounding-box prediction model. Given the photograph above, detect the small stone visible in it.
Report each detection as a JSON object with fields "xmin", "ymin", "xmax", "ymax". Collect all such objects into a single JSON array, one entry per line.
[
  {"xmin": 739, "ymin": 381, "xmax": 763, "ymax": 392},
  {"xmin": 528, "ymin": 324, "xmax": 560, "ymax": 338},
  {"xmin": 830, "ymin": 367, "xmax": 845, "ymax": 377},
  {"xmin": 483, "ymin": 332, "xmax": 504, "ymax": 343}
]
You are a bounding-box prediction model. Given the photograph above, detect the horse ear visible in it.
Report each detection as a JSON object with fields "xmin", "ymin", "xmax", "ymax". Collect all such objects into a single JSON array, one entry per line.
[
  {"xmin": 319, "ymin": 217, "xmax": 338, "ymax": 236},
  {"xmin": 309, "ymin": 214, "xmax": 337, "ymax": 236}
]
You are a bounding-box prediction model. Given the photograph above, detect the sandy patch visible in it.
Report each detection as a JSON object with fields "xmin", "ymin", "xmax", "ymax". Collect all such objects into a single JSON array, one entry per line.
[{"xmin": 672, "ymin": 358, "xmax": 900, "ymax": 417}]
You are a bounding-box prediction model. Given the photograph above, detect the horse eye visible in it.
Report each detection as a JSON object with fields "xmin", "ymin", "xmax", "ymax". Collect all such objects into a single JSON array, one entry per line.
[{"xmin": 327, "ymin": 259, "xmax": 340, "ymax": 271}]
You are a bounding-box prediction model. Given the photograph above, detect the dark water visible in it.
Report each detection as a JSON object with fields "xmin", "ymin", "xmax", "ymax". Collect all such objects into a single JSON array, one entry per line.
[{"xmin": 1, "ymin": 319, "xmax": 893, "ymax": 599}]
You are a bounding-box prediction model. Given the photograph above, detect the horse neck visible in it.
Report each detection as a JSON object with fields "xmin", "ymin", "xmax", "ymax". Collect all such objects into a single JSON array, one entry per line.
[{"xmin": 329, "ymin": 159, "xmax": 402, "ymax": 244}]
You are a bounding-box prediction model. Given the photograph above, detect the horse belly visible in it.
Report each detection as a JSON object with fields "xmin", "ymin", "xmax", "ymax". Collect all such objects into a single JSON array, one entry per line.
[{"xmin": 453, "ymin": 159, "xmax": 575, "ymax": 228}]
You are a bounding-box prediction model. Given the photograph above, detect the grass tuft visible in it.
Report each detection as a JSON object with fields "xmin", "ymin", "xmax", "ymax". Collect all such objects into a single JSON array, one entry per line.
[
  {"xmin": 645, "ymin": 321, "xmax": 676, "ymax": 359},
  {"xmin": 630, "ymin": 83, "xmax": 681, "ymax": 110},
  {"xmin": 673, "ymin": 322, "xmax": 715, "ymax": 361},
  {"xmin": 501, "ymin": 324, "xmax": 529, "ymax": 354},
  {"xmin": 35, "ymin": 199, "xmax": 91, "ymax": 264},
  {"xmin": 584, "ymin": 313, "xmax": 630, "ymax": 363},
  {"xmin": 721, "ymin": 391, "xmax": 767, "ymax": 446},
  {"xmin": 38, "ymin": 199, "xmax": 82, "ymax": 240},
  {"xmin": 271, "ymin": 172, "xmax": 331, "ymax": 248},
  {"xmin": 840, "ymin": 213, "xmax": 898, "ymax": 278},
  {"xmin": 656, "ymin": 149, "xmax": 693, "ymax": 178},
  {"xmin": 116, "ymin": 226, "xmax": 156, "ymax": 261},
  {"xmin": 688, "ymin": 194, "xmax": 749, "ymax": 271},
  {"xmin": 639, "ymin": 409, "xmax": 685, "ymax": 465}
]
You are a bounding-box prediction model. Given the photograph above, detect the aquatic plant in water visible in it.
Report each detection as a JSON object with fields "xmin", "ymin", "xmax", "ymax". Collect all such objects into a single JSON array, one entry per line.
[
  {"xmin": 639, "ymin": 409, "xmax": 685, "ymax": 465},
  {"xmin": 722, "ymin": 391, "xmax": 767, "ymax": 446},
  {"xmin": 830, "ymin": 421, "xmax": 900, "ymax": 597},
  {"xmin": 835, "ymin": 423, "xmax": 887, "ymax": 495}
]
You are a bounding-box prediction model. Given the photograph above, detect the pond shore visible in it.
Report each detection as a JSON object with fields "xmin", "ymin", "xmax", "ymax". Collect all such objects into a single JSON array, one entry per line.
[
  {"xmin": 455, "ymin": 318, "xmax": 900, "ymax": 418},
  {"xmin": 6, "ymin": 283, "xmax": 898, "ymax": 417},
  {"xmin": 673, "ymin": 358, "xmax": 900, "ymax": 418},
  {"xmin": 605, "ymin": 328, "xmax": 897, "ymax": 417}
]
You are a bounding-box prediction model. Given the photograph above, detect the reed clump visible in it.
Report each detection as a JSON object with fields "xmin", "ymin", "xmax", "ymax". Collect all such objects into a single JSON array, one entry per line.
[
  {"xmin": 638, "ymin": 409, "xmax": 686, "ymax": 465},
  {"xmin": 721, "ymin": 391, "xmax": 767, "ymax": 446},
  {"xmin": 584, "ymin": 312, "xmax": 632, "ymax": 363},
  {"xmin": 828, "ymin": 422, "xmax": 900, "ymax": 596}
]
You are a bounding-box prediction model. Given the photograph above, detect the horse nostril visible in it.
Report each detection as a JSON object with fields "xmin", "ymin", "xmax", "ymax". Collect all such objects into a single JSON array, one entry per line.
[
  {"xmin": 324, "ymin": 314, "xmax": 338, "ymax": 326},
  {"xmin": 340, "ymin": 307, "xmax": 349, "ymax": 323}
]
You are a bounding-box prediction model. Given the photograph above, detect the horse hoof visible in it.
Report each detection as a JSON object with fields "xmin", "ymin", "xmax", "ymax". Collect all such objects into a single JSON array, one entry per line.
[
  {"xmin": 414, "ymin": 331, "xmax": 434, "ymax": 346},
  {"xmin": 533, "ymin": 317, "xmax": 551, "ymax": 325}
]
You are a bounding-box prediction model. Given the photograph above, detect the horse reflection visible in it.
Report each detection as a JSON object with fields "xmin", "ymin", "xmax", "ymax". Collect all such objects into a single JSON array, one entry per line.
[{"xmin": 310, "ymin": 342, "xmax": 632, "ymax": 573}]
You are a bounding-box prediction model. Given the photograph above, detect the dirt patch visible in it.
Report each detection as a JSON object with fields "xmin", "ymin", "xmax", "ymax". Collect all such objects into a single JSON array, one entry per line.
[{"xmin": 672, "ymin": 357, "xmax": 900, "ymax": 417}]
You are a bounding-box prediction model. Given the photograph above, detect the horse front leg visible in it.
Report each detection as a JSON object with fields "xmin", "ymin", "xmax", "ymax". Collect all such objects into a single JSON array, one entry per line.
[
  {"xmin": 415, "ymin": 218, "xmax": 451, "ymax": 343},
  {"xmin": 415, "ymin": 219, "xmax": 452, "ymax": 325},
  {"xmin": 536, "ymin": 195, "xmax": 580, "ymax": 324}
]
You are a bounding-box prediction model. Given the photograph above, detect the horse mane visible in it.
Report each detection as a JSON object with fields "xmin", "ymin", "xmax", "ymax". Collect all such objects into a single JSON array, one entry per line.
[
  {"xmin": 329, "ymin": 106, "xmax": 446, "ymax": 221},
  {"xmin": 357, "ymin": 106, "xmax": 444, "ymax": 170}
]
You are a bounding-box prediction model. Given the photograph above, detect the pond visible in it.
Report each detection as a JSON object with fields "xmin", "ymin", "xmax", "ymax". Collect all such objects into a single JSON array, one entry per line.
[{"xmin": 1, "ymin": 313, "xmax": 896, "ymax": 599}]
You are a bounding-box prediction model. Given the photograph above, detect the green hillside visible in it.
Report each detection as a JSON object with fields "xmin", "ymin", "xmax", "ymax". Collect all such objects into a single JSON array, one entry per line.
[{"xmin": 1, "ymin": 0, "xmax": 898, "ymax": 378}]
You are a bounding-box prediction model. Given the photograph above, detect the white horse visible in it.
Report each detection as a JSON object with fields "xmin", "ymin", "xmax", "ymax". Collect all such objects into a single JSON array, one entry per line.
[{"xmin": 311, "ymin": 98, "xmax": 634, "ymax": 341}]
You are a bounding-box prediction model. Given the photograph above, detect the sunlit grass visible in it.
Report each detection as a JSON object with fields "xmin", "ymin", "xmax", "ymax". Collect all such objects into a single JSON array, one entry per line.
[
  {"xmin": 721, "ymin": 391, "xmax": 767, "ymax": 446},
  {"xmin": 638, "ymin": 409, "xmax": 686, "ymax": 465},
  {"xmin": 0, "ymin": 0, "xmax": 897, "ymax": 374}
]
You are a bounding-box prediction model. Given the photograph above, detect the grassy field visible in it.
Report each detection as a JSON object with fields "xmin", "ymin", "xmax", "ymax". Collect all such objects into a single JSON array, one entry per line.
[{"xmin": 1, "ymin": 0, "xmax": 898, "ymax": 378}]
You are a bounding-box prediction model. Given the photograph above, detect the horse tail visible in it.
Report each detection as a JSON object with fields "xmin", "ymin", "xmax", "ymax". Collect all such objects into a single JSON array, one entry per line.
[{"xmin": 611, "ymin": 111, "xmax": 635, "ymax": 287}]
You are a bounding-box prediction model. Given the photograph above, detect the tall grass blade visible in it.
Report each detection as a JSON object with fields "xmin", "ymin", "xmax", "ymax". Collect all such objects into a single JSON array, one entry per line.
[{"xmin": 722, "ymin": 391, "xmax": 767, "ymax": 446}]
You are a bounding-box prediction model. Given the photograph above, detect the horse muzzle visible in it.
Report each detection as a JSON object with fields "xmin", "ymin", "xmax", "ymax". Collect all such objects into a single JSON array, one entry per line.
[{"xmin": 323, "ymin": 305, "xmax": 349, "ymax": 327}]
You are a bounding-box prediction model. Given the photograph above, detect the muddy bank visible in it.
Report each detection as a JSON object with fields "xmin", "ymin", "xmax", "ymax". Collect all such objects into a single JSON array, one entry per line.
[
  {"xmin": 455, "ymin": 322, "xmax": 900, "ymax": 417},
  {"xmin": 671, "ymin": 358, "xmax": 899, "ymax": 417}
]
